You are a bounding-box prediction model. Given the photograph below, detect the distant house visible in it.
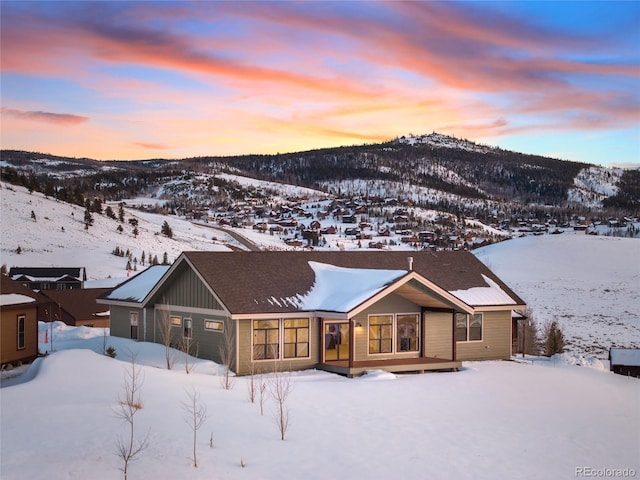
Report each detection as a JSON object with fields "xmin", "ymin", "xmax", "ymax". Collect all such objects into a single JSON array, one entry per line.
[
  {"xmin": 9, "ymin": 267, "xmax": 86, "ymax": 291},
  {"xmin": 100, "ymin": 251, "xmax": 526, "ymax": 377},
  {"xmin": 1, "ymin": 275, "xmax": 46, "ymax": 367},
  {"xmin": 609, "ymin": 348, "xmax": 640, "ymax": 378},
  {"xmin": 39, "ymin": 288, "xmax": 111, "ymax": 328}
]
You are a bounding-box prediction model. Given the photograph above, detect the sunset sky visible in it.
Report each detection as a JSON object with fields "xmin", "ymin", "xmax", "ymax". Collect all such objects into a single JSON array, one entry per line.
[{"xmin": 1, "ymin": 1, "xmax": 638, "ymax": 166}]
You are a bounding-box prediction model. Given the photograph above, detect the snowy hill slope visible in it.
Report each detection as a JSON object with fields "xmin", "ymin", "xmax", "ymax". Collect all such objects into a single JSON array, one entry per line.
[
  {"xmin": 475, "ymin": 234, "xmax": 640, "ymax": 358},
  {"xmin": 0, "ymin": 183, "xmax": 231, "ymax": 283}
]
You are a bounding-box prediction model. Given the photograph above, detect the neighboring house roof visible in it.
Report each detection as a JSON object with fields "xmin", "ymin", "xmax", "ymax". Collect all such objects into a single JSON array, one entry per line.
[
  {"xmin": 9, "ymin": 267, "xmax": 87, "ymax": 283},
  {"xmin": 0, "ymin": 275, "xmax": 48, "ymax": 310},
  {"xmin": 169, "ymin": 251, "xmax": 525, "ymax": 316},
  {"xmin": 609, "ymin": 348, "xmax": 640, "ymax": 367},
  {"xmin": 98, "ymin": 265, "xmax": 171, "ymax": 305},
  {"xmin": 40, "ymin": 288, "xmax": 111, "ymax": 321}
]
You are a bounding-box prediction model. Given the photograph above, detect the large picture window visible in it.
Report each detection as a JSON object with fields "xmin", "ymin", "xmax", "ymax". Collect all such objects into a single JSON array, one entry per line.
[
  {"xmin": 369, "ymin": 315, "xmax": 393, "ymax": 354},
  {"xmin": 17, "ymin": 315, "xmax": 25, "ymax": 350},
  {"xmin": 456, "ymin": 313, "xmax": 483, "ymax": 342},
  {"xmin": 284, "ymin": 318, "xmax": 309, "ymax": 358},
  {"xmin": 253, "ymin": 320, "xmax": 279, "ymax": 360},
  {"xmin": 253, "ymin": 318, "xmax": 310, "ymax": 361}
]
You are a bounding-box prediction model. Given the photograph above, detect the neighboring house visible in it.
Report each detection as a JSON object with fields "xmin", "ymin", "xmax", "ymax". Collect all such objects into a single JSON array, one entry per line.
[
  {"xmin": 609, "ymin": 348, "xmax": 640, "ymax": 378},
  {"xmin": 1, "ymin": 275, "xmax": 46, "ymax": 367},
  {"xmin": 39, "ymin": 288, "xmax": 111, "ymax": 328},
  {"xmin": 9, "ymin": 267, "xmax": 87, "ymax": 291},
  {"xmin": 99, "ymin": 251, "xmax": 526, "ymax": 377}
]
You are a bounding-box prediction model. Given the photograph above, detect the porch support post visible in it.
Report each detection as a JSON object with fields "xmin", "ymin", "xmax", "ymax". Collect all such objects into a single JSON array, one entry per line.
[
  {"xmin": 348, "ymin": 318, "xmax": 355, "ymax": 370},
  {"xmin": 451, "ymin": 310, "xmax": 457, "ymax": 361}
]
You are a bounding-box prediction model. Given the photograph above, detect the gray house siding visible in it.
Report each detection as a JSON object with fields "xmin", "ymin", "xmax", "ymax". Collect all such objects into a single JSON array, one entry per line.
[
  {"xmin": 109, "ymin": 305, "xmax": 144, "ymax": 340},
  {"xmin": 148, "ymin": 265, "xmax": 230, "ymax": 363}
]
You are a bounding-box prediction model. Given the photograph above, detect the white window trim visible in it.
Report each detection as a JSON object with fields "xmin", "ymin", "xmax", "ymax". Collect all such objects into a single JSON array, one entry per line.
[
  {"xmin": 204, "ymin": 319, "xmax": 224, "ymax": 332},
  {"xmin": 367, "ymin": 312, "xmax": 421, "ymax": 357},
  {"xmin": 456, "ymin": 313, "xmax": 483, "ymax": 343}
]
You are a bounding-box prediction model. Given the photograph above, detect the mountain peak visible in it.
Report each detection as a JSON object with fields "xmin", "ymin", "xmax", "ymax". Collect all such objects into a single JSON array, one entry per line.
[{"xmin": 395, "ymin": 132, "xmax": 495, "ymax": 154}]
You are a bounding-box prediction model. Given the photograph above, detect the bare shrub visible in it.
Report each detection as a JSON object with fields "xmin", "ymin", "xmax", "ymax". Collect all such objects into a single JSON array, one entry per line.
[
  {"xmin": 157, "ymin": 305, "xmax": 176, "ymax": 370},
  {"xmin": 182, "ymin": 387, "xmax": 207, "ymax": 468},
  {"xmin": 114, "ymin": 354, "xmax": 150, "ymax": 480},
  {"xmin": 219, "ymin": 324, "xmax": 236, "ymax": 390},
  {"xmin": 269, "ymin": 363, "xmax": 293, "ymax": 441}
]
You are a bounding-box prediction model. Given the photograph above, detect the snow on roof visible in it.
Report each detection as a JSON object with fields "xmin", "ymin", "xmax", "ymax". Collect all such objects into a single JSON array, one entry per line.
[
  {"xmin": 450, "ymin": 274, "xmax": 517, "ymax": 306},
  {"xmin": 0, "ymin": 293, "xmax": 37, "ymax": 307},
  {"xmin": 103, "ymin": 265, "xmax": 170, "ymax": 303},
  {"xmin": 293, "ymin": 262, "xmax": 408, "ymax": 313},
  {"xmin": 609, "ymin": 348, "xmax": 640, "ymax": 367}
]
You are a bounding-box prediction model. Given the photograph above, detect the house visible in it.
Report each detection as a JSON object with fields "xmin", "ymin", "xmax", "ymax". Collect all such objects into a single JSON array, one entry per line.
[
  {"xmin": 609, "ymin": 348, "xmax": 640, "ymax": 378},
  {"xmin": 38, "ymin": 288, "xmax": 111, "ymax": 328},
  {"xmin": 1, "ymin": 275, "xmax": 46, "ymax": 367},
  {"xmin": 100, "ymin": 251, "xmax": 526, "ymax": 377},
  {"xmin": 9, "ymin": 267, "xmax": 87, "ymax": 291}
]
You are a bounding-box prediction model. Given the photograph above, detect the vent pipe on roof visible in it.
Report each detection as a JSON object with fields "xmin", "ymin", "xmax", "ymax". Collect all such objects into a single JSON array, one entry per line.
[{"xmin": 407, "ymin": 256, "xmax": 414, "ymax": 271}]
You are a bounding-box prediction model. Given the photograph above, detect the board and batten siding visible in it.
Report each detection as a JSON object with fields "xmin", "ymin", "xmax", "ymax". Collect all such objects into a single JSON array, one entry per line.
[
  {"xmin": 455, "ymin": 310, "xmax": 511, "ymax": 361},
  {"xmin": 424, "ymin": 310, "xmax": 454, "ymax": 360},
  {"xmin": 235, "ymin": 317, "xmax": 319, "ymax": 376},
  {"xmin": 160, "ymin": 266, "xmax": 223, "ymax": 311},
  {"xmin": 352, "ymin": 292, "xmax": 421, "ymax": 362}
]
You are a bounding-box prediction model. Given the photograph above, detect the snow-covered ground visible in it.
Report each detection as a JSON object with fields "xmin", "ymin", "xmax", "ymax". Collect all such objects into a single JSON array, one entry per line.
[
  {"xmin": 0, "ymin": 323, "xmax": 638, "ymax": 480},
  {"xmin": 475, "ymin": 233, "xmax": 640, "ymax": 358}
]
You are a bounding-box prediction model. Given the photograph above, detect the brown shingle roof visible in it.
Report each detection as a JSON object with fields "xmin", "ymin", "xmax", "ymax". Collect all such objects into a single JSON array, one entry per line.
[
  {"xmin": 40, "ymin": 288, "xmax": 111, "ymax": 321},
  {"xmin": 0, "ymin": 274, "xmax": 49, "ymax": 309},
  {"xmin": 181, "ymin": 250, "xmax": 525, "ymax": 315}
]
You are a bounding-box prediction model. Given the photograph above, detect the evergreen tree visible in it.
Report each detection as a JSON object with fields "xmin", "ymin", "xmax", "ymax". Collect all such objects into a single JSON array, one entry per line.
[
  {"xmin": 161, "ymin": 221, "xmax": 173, "ymax": 239},
  {"xmin": 543, "ymin": 320, "xmax": 565, "ymax": 356},
  {"xmin": 133, "ymin": 226, "xmax": 139, "ymax": 238},
  {"xmin": 141, "ymin": 251, "xmax": 146, "ymax": 266},
  {"xmin": 84, "ymin": 207, "xmax": 94, "ymax": 229},
  {"xmin": 162, "ymin": 252, "xmax": 169, "ymax": 265},
  {"xmin": 31, "ymin": 210, "xmax": 36, "ymax": 222},
  {"xmin": 117, "ymin": 224, "xmax": 124, "ymax": 234},
  {"xmin": 105, "ymin": 206, "xmax": 116, "ymax": 219},
  {"xmin": 118, "ymin": 203, "xmax": 125, "ymax": 223}
]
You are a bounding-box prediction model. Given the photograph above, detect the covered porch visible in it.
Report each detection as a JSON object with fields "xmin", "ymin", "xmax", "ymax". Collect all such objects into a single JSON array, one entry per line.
[{"xmin": 318, "ymin": 356, "xmax": 462, "ymax": 377}]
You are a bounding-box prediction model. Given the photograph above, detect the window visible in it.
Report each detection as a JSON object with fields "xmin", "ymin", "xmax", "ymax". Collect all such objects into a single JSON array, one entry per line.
[
  {"xmin": 253, "ymin": 320, "xmax": 279, "ymax": 360},
  {"xmin": 170, "ymin": 316, "xmax": 182, "ymax": 326},
  {"xmin": 369, "ymin": 315, "xmax": 393, "ymax": 354},
  {"xmin": 183, "ymin": 318, "xmax": 192, "ymax": 339},
  {"xmin": 284, "ymin": 318, "xmax": 309, "ymax": 359},
  {"xmin": 456, "ymin": 313, "xmax": 483, "ymax": 342},
  {"xmin": 17, "ymin": 315, "xmax": 25, "ymax": 350},
  {"xmin": 130, "ymin": 312, "xmax": 139, "ymax": 339},
  {"xmin": 252, "ymin": 318, "xmax": 310, "ymax": 361},
  {"xmin": 204, "ymin": 320, "xmax": 224, "ymax": 332},
  {"xmin": 397, "ymin": 314, "xmax": 419, "ymax": 352}
]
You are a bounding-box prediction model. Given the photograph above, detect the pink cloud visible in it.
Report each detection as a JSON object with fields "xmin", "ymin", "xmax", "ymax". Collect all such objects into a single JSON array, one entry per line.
[{"xmin": 1, "ymin": 108, "xmax": 88, "ymax": 125}]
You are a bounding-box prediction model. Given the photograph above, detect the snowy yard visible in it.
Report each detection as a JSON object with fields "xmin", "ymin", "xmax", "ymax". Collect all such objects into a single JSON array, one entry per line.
[{"xmin": 1, "ymin": 324, "xmax": 638, "ymax": 480}]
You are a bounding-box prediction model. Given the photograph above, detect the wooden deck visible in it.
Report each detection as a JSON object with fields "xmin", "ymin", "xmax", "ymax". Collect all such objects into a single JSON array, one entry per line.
[{"xmin": 319, "ymin": 356, "xmax": 461, "ymax": 377}]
